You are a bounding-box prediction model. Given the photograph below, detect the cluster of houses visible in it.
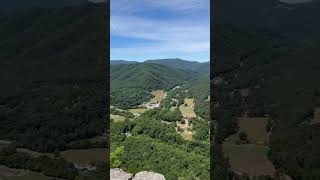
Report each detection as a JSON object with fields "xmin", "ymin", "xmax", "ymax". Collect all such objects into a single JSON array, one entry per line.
[{"xmin": 139, "ymin": 101, "xmax": 160, "ymax": 109}]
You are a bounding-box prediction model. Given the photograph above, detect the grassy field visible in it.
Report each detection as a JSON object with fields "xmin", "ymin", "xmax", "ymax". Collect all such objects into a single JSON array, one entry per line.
[
  {"xmin": 110, "ymin": 114, "xmax": 125, "ymax": 122},
  {"xmin": 237, "ymin": 117, "xmax": 269, "ymax": 145},
  {"xmin": 129, "ymin": 108, "xmax": 148, "ymax": 114},
  {"xmin": 170, "ymin": 107, "xmax": 177, "ymax": 111},
  {"xmin": 223, "ymin": 143, "xmax": 275, "ymax": 176},
  {"xmin": 179, "ymin": 98, "xmax": 196, "ymax": 118},
  {"xmin": 181, "ymin": 131, "xmax": 193, "ymax": 141},
  {"xmin": 150, "ymin": 90, "xmax": 166, "ymax": 103},
  {"xmin": 61, "ymin": 148, "xmax": 107, "ymax": 164},
  {"xmin": 184, "ymin": 98, "xmax": 194, "ymax": 107},
  {"xmin": 179, "ymin": 106, "xmax": 196, "ymax": 118}
]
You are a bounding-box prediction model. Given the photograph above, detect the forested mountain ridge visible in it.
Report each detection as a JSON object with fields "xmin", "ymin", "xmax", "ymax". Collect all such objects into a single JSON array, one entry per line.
[
  {"xmin": 144, "ymin": 58, "xmax": 209, "ymax": 74},
  {"xmin": 212, "ymin": 19, "xmax": 320, "ymax": 180},
  {"xmin": 110, "ymin": 60, "xmax": 138, "ymax": 65},
  {"xmin": 111, "ymin": 63, "xmax": 195, "ymax": 91},
  {"xmin": 111, "ymin": 58, "xmax": 209, "ymax": 73},
  {"xmin": 0, "ymin": 2, "xmax": 108, "ymax": 179}
]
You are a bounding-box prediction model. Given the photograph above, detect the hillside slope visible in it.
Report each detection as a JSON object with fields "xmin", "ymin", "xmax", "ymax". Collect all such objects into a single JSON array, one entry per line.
[
  {"xmin": 111, "ymin": 63, "xmax": 194, "ymax": 91},
  {"xmin": 144, "ymin": 59, "xmax": 209, "ymax": 74},
  {"xmin": 0, "ymin": 2, "xmax": 107, "ymax": 152},
  {"xmin": 212, "ymin": 24, "xmax": 320, "ymax": 179}
]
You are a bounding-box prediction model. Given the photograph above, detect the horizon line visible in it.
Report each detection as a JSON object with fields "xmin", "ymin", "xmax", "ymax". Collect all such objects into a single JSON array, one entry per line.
[{"xmin": 110, "ymin": 58, "xmax": 210, "ymax": 63}]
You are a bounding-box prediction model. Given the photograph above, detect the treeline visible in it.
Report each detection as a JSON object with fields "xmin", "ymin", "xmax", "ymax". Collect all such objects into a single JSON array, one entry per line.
[
  {"xmin": 66, "ymin": 138, "xmax": 107, "ymax": 149},
  {"xmin": 189, "ymin": 74, "xmax": 210, "ymax": 120},
  {"xmin": 110, "ymin": 87, "xmax": 152, "ymax": 109},
  {"xmin": 141, "ymin": 108, "xmax": 182, "ymax": 122},
  {"xmin": 192, "ymin": 118, "xmax": 209, "ymax": 142},
  {"xmin": 0, "ymin": 144, "xmax": 78, "ymax": 179},
  {"xmin": 110, "ymin": 107, "xmax": 134, "ymax": 118}
]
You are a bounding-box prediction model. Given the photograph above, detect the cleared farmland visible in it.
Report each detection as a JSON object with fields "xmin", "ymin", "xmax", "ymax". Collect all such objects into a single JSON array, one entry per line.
[
  {"xmin": 150, "ymin": 90, "xmax": 166, "ymax": 103},
  {"xmin": 129, "ymin": 108, "xmax": 148, "ymax": 114},
  {"xmin": 179, "ymin": 98, "xmax": 196, "ymax": 118},
  {"xmin": 61, "ymin": 148, "xmax": 107, "ymax": 164},
  {"xmin": 237, "ymin": 117, "xmax": 269, "ymax": 145},
  {"xmin": 223, "ymin": 143, "xmax": 275, "ymax": 176},
  {"xmin": 111, "ymin": 114, "xmax": 126, "ymax": 122}
]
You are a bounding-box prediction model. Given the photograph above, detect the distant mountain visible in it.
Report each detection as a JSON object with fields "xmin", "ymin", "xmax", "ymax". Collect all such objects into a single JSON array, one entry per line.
[
  {"xmin": 144, "ymin": 59, "xmax": 209, "ymax": 74},
  {"xmin": 0, "ymin": 0, "xmax": 89, "ymax": 11},
  {"xmin": 110, "ymin": 60, "xmax": 138, "ymax": 65},
  {"xmin": 111, "ymin": 63, "xmax": 195, "ymax": 91}
]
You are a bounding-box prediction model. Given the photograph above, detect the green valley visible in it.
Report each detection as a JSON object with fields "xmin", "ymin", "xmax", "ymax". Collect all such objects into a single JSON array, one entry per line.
[{"xmin": 110, "ymin": 59, "xmax": 210, "ymax": 180}]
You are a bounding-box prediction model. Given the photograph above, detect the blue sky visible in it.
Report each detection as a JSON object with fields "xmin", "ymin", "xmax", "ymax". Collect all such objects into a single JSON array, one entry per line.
[{"xmin": 110, "ymin": 0, "xmax": 210, "ymax": 62}]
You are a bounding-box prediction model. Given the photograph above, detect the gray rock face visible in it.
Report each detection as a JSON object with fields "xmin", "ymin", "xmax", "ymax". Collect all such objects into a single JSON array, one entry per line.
[
  {"xmin": 110, "ymin": 168, "xmax": 133, "ymax": 180},
  {"xmin": 133, "ymin": 171, "xmax": 165, "ymax": 180},
  {"xmin": 110, "ymin": 169, "xmax": 165, "ymax": 180}
]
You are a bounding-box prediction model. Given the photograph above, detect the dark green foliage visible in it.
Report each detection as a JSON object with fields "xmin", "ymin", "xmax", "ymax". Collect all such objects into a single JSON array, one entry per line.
[
  {"xmin": 192, "ymin": 118, "xmax": 209, "ymax": 141},
  {"xmin": 111, "ymin": 109, "xmax": 210, "ymax": 179},
  {"xmin": 144, "ymin": 59, "xmax": 209, "ymax": 74},
  {"xmin": 161, "ymin": 88, "xmax": 188, "ymax": 110},
  {"xmin": 111, "ymin": 63, "xmax": 194, "ymax": 91},
  {"xmin": 0, "ymin": 145, "xmax": 78, "ymax": 179},
  {"xmin": 0, "ymin": 3, "xmax": 107, "ymax": 152},
  {"xmin": 141, "ymin": 108, "xmax": 182, "ymax": 123},
  {"xmin": 115, "ymin": 136, "xmax": 209, "ymax": 180},
  {"xmin": 238, "ymin": 132, "xmax": 248, "ymax": 142},
  {"xmin": 110, "ymin": 87, "xmax": 153, "ymax": 109},
  {"xmin": 189, "ymin": 73, "xmax": 210, "ymax": 120},
  {"xmin": 211, "ymin": 144, "xmax": 231, "ymax": 180},
  {"xmin": 213, "ymin": 23, "xmax": 320, "ymax": 178},
  {"xmin": 214, "ymin": 0, "xmax": 320, "ymax": 40},
  {"xmin": 110, "ymin": 107, "xmax": 134, "ymax": 118}
]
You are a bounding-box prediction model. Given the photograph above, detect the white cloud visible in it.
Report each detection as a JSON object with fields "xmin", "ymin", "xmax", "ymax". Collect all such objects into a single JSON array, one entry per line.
[
  {"xmin": 110, "ymin": 0, "xmax": 210, "ymax": 61},
  {"xmin": 111, "ymin": 0, "xmax": 209, "ymax": 15}
]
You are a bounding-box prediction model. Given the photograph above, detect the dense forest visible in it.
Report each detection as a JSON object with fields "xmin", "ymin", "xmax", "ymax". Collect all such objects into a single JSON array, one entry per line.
[
  {"xmin": 0, "ymin": 1, "xmax": 108, "ymax": 179},
  {"xmin": 212, "ymin": 0, "xmax": 320, "ymax": 179},
  {"xmin": 144, "ymin": 59, "xmax": 210, "ymax": 74},
  {"xmin": 111, "ymin": 114, "xmax": 210, "ymax": 179},
  {"xmin": 0, "ymin": 1, "xmax": 107, "ymax": 153}
]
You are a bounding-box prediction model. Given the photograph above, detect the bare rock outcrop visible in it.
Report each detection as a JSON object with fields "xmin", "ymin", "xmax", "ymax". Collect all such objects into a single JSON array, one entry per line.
[
  {"xmin": 110, "ymin": 168, "xmax": 134, "ymax": 180},
  {"xmin": 110, "ymin": 169, "xmax": 165, "ymax": 180},
  {"xmin": 133, "ymin": 171, "xmax": 165, "ymax": 180}
]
